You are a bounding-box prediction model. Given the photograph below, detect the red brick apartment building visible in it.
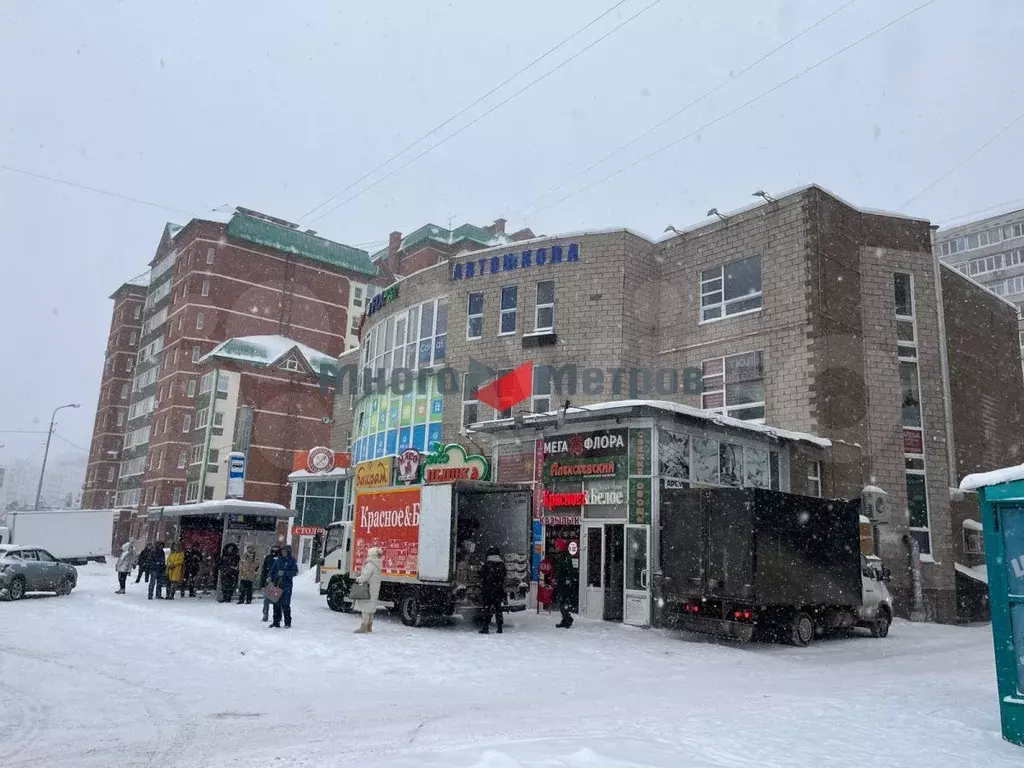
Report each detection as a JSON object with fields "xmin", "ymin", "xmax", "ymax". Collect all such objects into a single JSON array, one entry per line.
[
  {"xmin": 82, "ymin": 278, "xmax": 147, "ymax": 509},
  {"xmin": 83, "ymin": 209, "xmax": 382, "ymax": 541}
]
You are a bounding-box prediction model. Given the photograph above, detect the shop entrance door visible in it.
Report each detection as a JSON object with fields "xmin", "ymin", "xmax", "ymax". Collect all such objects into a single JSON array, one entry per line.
[
  {"xmin": 623, "ymin": 524, "xmax": 651, "ymax": 626},
  {"xmin": 603, "ymin": 524, "xmax": 625, "ymax": 621},
  {"xmin": 580, "ymin": 523, "xmax": 604, "ymax": 620}
]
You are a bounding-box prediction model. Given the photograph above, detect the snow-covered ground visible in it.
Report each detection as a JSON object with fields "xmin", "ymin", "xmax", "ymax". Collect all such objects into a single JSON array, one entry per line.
[{"xmin": 1, "ymin": 562, "xmax": 1020, "ymax": 768}]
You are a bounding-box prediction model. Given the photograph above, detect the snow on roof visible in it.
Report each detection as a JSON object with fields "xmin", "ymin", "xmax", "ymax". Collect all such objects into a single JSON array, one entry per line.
[
  {"xmin": 160, "ymin": 500, "xmax": 290, "ymax": 518},
  {"xmin": 863, "ymin": 485, "xmax": 885, "ymax": 495},
  {"xmin": 859, "ymin": 515, "xmax": 871, "ymax": 524},
  {"xmin": 474, "ymin": 399, "xmax": 831, "ymax": 448},
  {"xmin": 962, "ymin": 518, "xmax": 983, "ymax": 531},
  {"xmin": 959, "ymin": 463, "xmax": 1024, "ymax": 491},
  {"xmin": 201, "ymin": 335, "xmax": 337, "ymax": 376},
  {"xmin": 446, "ymin": 227, "xmax": 656, "ymax": 262},
  {"xmin": 287, "ymin": 467, "xmax": 351, "ymax": 482},
  {"xmin": 954, "ymin": 562, "xmax": 988, "ymax": 585}
]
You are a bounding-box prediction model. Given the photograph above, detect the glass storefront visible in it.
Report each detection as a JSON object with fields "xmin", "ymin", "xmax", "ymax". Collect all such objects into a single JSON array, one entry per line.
[{"xmin": 293, "ymin": 479, "xmax": 348, "ymax": 528}]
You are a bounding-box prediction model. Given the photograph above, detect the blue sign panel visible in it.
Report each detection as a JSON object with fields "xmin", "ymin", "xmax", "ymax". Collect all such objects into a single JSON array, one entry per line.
[
  {"xmin": 531, "ymin": 520, "xmax": 543, "ymax": 581},
  {"xmin": 451, "ymin": 242, "xmax": 580, "ymax": 281}
]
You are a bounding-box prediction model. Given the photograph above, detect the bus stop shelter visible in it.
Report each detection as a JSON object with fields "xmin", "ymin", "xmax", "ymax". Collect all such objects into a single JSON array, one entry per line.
[
  {"xmin": 960, "ymin": 464, "xmax": 1024, "ymax": 747},
  {"xmin": 156, "ymin": 500, "xmax": 291, "ymax": 560}
]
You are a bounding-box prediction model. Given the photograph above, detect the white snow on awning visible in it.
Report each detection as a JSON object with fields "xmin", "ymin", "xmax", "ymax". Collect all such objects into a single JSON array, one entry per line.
[
  {"xmin": 287, "ymin": 468, "xmax": 350, "ymax": 482},
  {"xmin": 859, "ymin": 515, "xmax": 871, "ymax": 524},
  {"xmin": 962, "ymin": 518, "xmax": 982, "ymax": 531},
  {"xmin": 954, "ymin": 562, "xmax": 988, "ymax": 585},
  {"xmin": 159, "ymin": 500, "xmax": 291, "ymax": 519},
  {"xmin": 959, "ymin": 463, "xmax": 1024, "ymax": 491}
]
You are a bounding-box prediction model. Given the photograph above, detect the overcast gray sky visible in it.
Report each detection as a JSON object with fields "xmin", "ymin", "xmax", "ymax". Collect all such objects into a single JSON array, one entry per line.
[{"xmin": 2, "ymin": 0, "xmax": 1022, "ymax": 465}]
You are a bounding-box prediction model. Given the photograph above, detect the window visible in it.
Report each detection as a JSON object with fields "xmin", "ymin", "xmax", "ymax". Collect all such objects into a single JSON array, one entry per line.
[
  {"xmin": 208, "ymin": 449, "xmax": 219, "ymax": 465},
  {"xmin": 133, "ymin": 305, "xmax": 141, "ymax": 320},
  {"xmin": 206, "ymin": 247, "xmax": 215, "ymax": 264},
  {"xmin": 280, "ymin": 356, "xmax": 300, "ymax": 372},
  {"xmin": 187, "ymin": 380, "xmax": 196, "ymax": 397},
  {"xmin": 532, "ymin": 366, "xmax": 552, "ymax": 414},
  {"xmin": 189, "ymin": 445, "xmax": 203, "ymax": 465},
  {"xmin": 129, "ymin": 331, "xmax": 137, "ymax": 346},
  {"xmin": 807, "ymin": 460, "xmax": 821, "ymax": 497},
  {"xmin": 499, "ymin": 286, "xmax": 518, "ymax": 334},
  {"xmin": 177, "ymin": 451, "xmax": 186, "ymax": 469},
  {"xmin": 186, "ymin": 482, "xmax": 200, "ymax": 503},
  {"xmin": 535, "ymin": 280, "xmax": 555, "ymax": 331},
  {"xmin": 178, "ymin": 316, "xmax": 183, "ymax": 333},
  {"xmin": 116, "ymin": 410, "xmax": 124, "ymax": 426},
  {"xmin": 350, "ymin": 316, "xmax": 360, "ymax": 335},
  {"xmin": 894, "ymin": 273, "xmax": 913, "ymax": 317},
  {"xmin": 467, "ymin": 292, "xmax": 484, "ymax": 339},
  {"xmin": 126, "ymin": 358, "xmax": 133, "ymax": 372},
  {"xmin": 701, "ymin": 351, "xmax": 765, "ymax": 421},
  {"xmin": 200, "ymin": 372, "xmax": 213, "ymax": 394},
  {"xmin": 203, "ymin": 486, "xmax": 215, "ymax": 501},
  {"xmin": 182, "ymin": 414, "xmax": 191, "ymax": 432},
  {"xmin": 173, "ymin": 348, "xmax": 179, "ymax": 366},
  {"xmin": 120, "ymin": 383, "xmax": 129, "ymax": 400},
  {"xmin": 217, "ymin": 375, "xmax": 229, "ymax": 393},
  {"xmin": 192, "ymin": 346, "xmax": 200, "ymax": 363},
  {"xmin": 156, "ymin": 450, "xmax": 163, "ymax": 469},
  {"xmin": 701, "ymin": 256, "xmax": 762, "ymax": 321},
  {"xmin": 201, "ymin": 279, "xmax": 209, "ymax": 297},
  {"xmin": 172, "ymin": 487, "xmax": 182, "ymax": 505},
  {"xmin": 461, "ymin": 374, "xmax": 479, "ymax": 431},
  {"xmin": 107, "ymin": 467, "xmax": 115, "ymax": 482},
  {"xmin": 196, "ymin": 409, "xmax": 210, "ymax": 429},
  {"xmin": 353, "ymin": 286, "xmax": 364, "ymax": 307},
  {"xmin": 900, "ymin": 362, "xmax": 922, "ymax": 427},
  {"xmin": 196, "ymin": 312, "xmax": 204, "ymax": 331}
]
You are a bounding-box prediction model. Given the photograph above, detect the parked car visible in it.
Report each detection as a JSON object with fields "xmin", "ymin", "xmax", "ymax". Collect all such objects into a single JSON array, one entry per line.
[{"xmin": 0, "ymin": 545, "xmax": 79, "ymax": 600}]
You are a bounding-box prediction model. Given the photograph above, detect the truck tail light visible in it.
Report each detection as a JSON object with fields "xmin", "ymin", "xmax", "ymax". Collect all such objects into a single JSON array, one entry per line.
[{"xmin": 732, "ymin": 609, "xmax": 754, "ymax": 621}]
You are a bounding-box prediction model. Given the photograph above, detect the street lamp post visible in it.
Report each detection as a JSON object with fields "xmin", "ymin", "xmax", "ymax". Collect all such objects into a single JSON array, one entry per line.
[{"xmin": 34, "ymin": 403, "xmax": 81, "ymax": 511}]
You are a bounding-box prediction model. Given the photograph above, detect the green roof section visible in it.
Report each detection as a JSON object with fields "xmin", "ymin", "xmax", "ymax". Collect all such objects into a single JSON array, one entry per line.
[
  {"xmin": 399, "ymin": 222, "xmax": 500, "ymax": 253},
  {"xmin": 201, "ymin": 335, "xmax": 338, "ymax": 378},
  {"xmin": 225, "ymin": 214, "xmax": 378, "ymax": 277}
]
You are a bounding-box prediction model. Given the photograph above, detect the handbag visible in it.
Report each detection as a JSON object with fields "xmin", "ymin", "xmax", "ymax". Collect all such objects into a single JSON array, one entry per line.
[
  {"xmin": 264, "ymin": 584, "xmax": 283, "ymax": 604},
  {"xmin": 348, "ymin": 581, "xmax": 371, "ymax": 600}
]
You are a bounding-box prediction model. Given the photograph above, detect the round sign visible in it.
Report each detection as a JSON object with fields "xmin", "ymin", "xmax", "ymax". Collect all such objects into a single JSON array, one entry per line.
[
  {"xmin": 306, "ymin": 446, "xmax": 336, "ymax": 474},
  {"xmin": 397, "ymin": 449, "xmax": 422, "ymax": 484},
  {"xmin": 568, "ymin": 541, "xmax": 579, "ymax": 556}
]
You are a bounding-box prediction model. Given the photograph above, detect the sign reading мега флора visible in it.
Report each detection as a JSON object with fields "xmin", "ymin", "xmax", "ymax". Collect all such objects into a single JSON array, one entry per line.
[{"xmin": 543, "ymin": 429, "xmax": 628, "ymax": 460}]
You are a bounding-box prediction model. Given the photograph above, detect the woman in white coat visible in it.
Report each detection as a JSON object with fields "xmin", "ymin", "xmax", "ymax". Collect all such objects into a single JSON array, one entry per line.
[
  {"xmin": 352, "ymin": 547, "xmax": 383, "ymax": 634},
  {"xmin": 114, "ymin": 540, "xmax": 137, "ymax": 594}
]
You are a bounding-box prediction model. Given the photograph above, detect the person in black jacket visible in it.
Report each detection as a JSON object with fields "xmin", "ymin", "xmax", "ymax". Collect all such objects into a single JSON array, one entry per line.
[
  {"xmin": 479, "ymin": 546, "xmax": 508, "ymax": 635},
  {"xmin": 135, "ymin": 543, "xmax": 152, "ymax": 584},
  {"xmin": 553, "ymin": 539, "xmax": 574, "ymax": 629},
  {"xmin": 183, "ymin": 545, "xmax": 203, "ymax": 598},
  {"xmin": 259, "ymin": 544, "xmax": 282, "ymax": 621},
  {"xmin": 147, "ymin": 542, "xmax": 167, "ymax": 600},
  {"xmin": 217, "ymin": 543, "xmax": 240, "ymax": 603}
]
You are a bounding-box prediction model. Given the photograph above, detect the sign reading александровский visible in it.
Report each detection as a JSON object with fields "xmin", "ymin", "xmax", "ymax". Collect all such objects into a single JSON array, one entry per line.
[{"xmin": 451, "ymin": 243, "xmax": 580, "ymax": 281}]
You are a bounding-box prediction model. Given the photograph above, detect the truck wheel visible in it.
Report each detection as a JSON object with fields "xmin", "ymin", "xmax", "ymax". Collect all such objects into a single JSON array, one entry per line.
[
  {"xmin": 871, "ymin": 609, "xmax": 891, "ymax": 638},
  {"xmin": 57, "ymin": 576, "xmax": 74, "ymax": 596},
  {"xmin": 326, "ymin": 579, "xmax": 350, "ymax": 612},
  {"xmin": 398, "ymin": 590, "xmax": 423, "ymax": 627},
  {"xmin": 8, "ymin": 577, "xmax": 26, "ymax": 601},
  {"xmin": 788, "ymin": 611, "xmax": 815, "ymax": 647}
]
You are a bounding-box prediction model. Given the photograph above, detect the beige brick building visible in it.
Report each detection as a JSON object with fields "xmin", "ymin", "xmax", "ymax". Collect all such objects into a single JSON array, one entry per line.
[{"xmin": 331, "ymin": 185, "xmax": 1024, "ymax": 623}]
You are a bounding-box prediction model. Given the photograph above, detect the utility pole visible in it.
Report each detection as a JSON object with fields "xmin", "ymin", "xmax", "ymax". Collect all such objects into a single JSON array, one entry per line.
[{"xmin": 34, "ymin": 403, "xmax": 80, "ymax": 510}]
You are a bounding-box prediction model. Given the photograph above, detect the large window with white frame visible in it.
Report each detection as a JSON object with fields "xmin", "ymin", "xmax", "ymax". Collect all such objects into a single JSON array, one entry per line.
[
  {"xmin": 895, "ymin": 272, "xmax": 931, "ymax": 556},
  {"xmin": 499, "ymin": 286, "xmax": 518, "ymax": 335},
  {"xmin": 461, "ymin": 374, "xmax": 479, "ymax": 432},
  {"xmin": 701, "ymin": 351, "xmax": 765, "ymax": 422},
  {"xmin": 360, "ymin": 297, "xmax": 449, "ymax": 378},
  {"xmin": 535, "ymin": 280, "xmax": 555, "ymax": 331},
  {"xmin": 700, "ymin": 256, "xmax": 762, "ymax": 322},
  {"xmin": 531, "ymin": 367, "xmax": 552, "ymax": 414},
  {"xmin": 467, "ymin": 292, "xmax": 484, "ymax": 339}
]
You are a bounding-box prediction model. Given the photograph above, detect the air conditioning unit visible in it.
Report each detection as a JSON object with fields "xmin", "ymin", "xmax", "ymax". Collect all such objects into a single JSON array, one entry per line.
[{"xmin": 861, "ymin": 485, "xmax": 891, "ymax": 525}]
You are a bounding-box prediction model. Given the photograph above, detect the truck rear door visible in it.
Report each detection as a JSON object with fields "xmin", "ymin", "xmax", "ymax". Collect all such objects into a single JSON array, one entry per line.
[
  {"xmin": 659, "ymin": 488, "xmax": 706, "ymax": 602},
  {"xmin": 417, "ymin": 484, "xmax": 455, "ymax": 582}
]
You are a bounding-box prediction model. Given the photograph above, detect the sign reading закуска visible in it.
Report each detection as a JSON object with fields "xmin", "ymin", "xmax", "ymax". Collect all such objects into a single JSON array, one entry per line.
[{"xmin": 451, "ymin": 243, "xmax": 580, "ymax": 281}]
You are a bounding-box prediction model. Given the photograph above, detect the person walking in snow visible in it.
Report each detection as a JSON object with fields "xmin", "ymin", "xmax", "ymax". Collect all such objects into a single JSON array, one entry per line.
[
  {"xmin": 183, "ymin": 544, "xmax": 203, "ymax": 598},
  {"xmin": 237, "ymin": 543, "xmax": 259, "ymax": 604},
  {"xmin": 479, "ymin": 546, "xmax": 508, "ymax": 634},
  {"xmin": 267, "ymin": 544, "xmax": 299, "ymax": 629},
  {"xmin": 148, "ymin": 541, "xmax": 167, "ymax": 600},
  {"xmin": 164, "ymin": 542, "xmax": 185, "ymax": 600},
  {"xmin": 259, "ymin": 544, "xmax": 282, "ymax": 621},
  {"xmin": 218, "ymin": 542, "xmax": 240, "ymax": 603},
  {"xmin": 352, "ymin": 547, "xmax": 383, "ymax": 634},
  {"xmin": 135, "ymin": 543, "xmax": 152, "ymax": 584},
  {"xmin": 115, "ymin": 540, "xmax": 137, "ymax": 594},
  {"xmin": 553, "ymin": 538, "xmax": 574, "ymax": 629}
]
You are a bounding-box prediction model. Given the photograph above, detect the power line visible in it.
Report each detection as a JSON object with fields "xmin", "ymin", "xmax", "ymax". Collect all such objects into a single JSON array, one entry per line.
[
  {"xmin": 306, "ymin": 0, "xmax": 664, "ymax": 227},
  {"xmin": 939, "ymin": 196, "xmax": 1024, "ymax": 227},
  {"xmin": 522, "ymin": 0, "xmax": 939, "ymax": 221},
  {"xmin": 902, "ymin": 108, "xmax": 1024, "ymax": 209},
  {"xmin": 53, "ymin": 432, "xmax": 89, "ymax": 453},
  {"xmin": 0, "ymin": 430, "xmax": 49, "ymax": 435},
  {"xmin": 517, "ymin": 0, "xmax": 861, "ymax": 218},
  {"xmin": 297, "ymin": 0, "xmax": 636, "ymax": 223},
  {"xmin": 0, "ymin": 164, "xmax": 200, "ymax": 219}
]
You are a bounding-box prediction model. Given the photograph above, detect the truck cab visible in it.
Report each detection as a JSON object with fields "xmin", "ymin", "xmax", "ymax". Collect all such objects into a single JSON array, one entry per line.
[{"xmin": 857, "ymin": 553, "xmax": 894, "ymax": 637}]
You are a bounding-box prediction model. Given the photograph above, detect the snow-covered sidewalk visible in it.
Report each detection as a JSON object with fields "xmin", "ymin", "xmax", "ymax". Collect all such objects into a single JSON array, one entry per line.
[{"xmin": 0, "ymin": 562, "xmax": 1018, "ymax": 768}]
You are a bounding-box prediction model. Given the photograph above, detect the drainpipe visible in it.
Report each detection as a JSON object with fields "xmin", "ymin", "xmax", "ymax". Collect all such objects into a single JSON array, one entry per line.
[{"xmin": 930, "ymin": 224, "xmax": 958, "ymax": 487}]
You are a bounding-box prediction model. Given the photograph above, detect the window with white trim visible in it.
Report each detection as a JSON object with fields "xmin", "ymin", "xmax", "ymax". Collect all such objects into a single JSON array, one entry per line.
[
  {"xmin": 532, "ymin": 367, "xmax": 552, "ymax": 414},
  {"xmin": 467, "ymin": 292, "xmax": 484, "ymax": 339},
  {"xmin": 535, "ymin": 280, "xmax": 555, "ymax": 331},
  {"xmin": 196, "ymin": 409, "xmax": 210, "ymax": 429},
  {"xmin": 120, "ymin": 383, "xmax": 129, "ymax": 400},
  {"xmin": 186, "ymin": 482, "xmax": 200, "ymax": 502},
  {"xmin": 177, "ymin": 451, "xmax": 186, "ymax": 469},
  {"xmin": 208, "ymin": 449, "xmax": 219, "ymax": 465},
  {"xmin": 116, "ymin": 410, "xmax": 124, "ymax": 426},
  {"xmin": 172, "ymin": 487, "xmax": 182, "ymax": 505},
  {"xmin": 500, "ymin": 286, "xmax": 518, "ymax": 335},
  {"xmin": 213, "ymin": 410, "xmax": 224, "ymax": 427},
  {"xmin": 187, "ymin": 380, "xmax": 196, "ymax": 397},
  {"xmin": 129, "ymin": 331, "xmax": 137, "ymax": 346},
  {"xmin": 206, "ymin": 248, "xmax": 215, "ymax": 265},
  {"xmin": 201, "ymin": 279, "xmax": 210, "ymax": 297},
  {"xmin": 701, "ymin": 351, "xmax": 765, "ymax": 422},
  {"xmin": 196, "ymin": 312, "xmax": 204, "ymax": 331},
  {"xmin": 700, "ymin": 256, "xmax": 763, "ymax": 322},
  {"xmin": 182, "ymin": 414, "xmax": 191, "ymax": 433},
  {"xmin": 217, "ymin": 375, "xmax": 229, "ymax": 393},
  {"xmin": 353, "ymin": 286, "xmax": 364, "ymax": 307},
  {"xmin": 133, "ymin": 305, "xmax": 141, "ymax": 320},
  {"xmin": 192, "ymin": 346, "xmax": 200, "ymax": 364},
  {"xmin": 807, "ymin": 460, "xmax": 821, "ymax": 497},
  {"xmin": 461, "ymin": 374, "xmax": 479, "ymax": 432}
]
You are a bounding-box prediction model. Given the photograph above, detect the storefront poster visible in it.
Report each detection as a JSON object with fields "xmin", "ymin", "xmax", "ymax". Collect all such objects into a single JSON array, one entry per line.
[
  {"xmin": 353, "ymin": 487, "xmax": 421, "ymax": 579},
  {"xmin": 495, "ymin": 449, "xmax": 534, "ymax": 483},
  {"xmin": 628, "ymin": 428, "xmax": 651, "ymax": 476},
  {"xmin": 629, "ymin": 477, "xmax": 651, "ymax": 525}
]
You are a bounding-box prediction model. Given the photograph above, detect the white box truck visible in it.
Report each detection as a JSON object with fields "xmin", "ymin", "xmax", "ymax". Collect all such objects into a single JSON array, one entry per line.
[
  {"xmin": 0, "ymin": 509, "xmax": 115, "ymax": 563},
  {"xmin": 318, "ymin": 481, "xmax": 532, "ymax": 626}
]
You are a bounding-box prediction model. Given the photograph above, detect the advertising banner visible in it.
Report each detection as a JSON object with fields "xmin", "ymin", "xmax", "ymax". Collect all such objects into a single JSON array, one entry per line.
[
  {"xmin": 355, "ymin": 457, "xmax": 393, "ymax": 489},
  {"xmin": 542, "ymin": 428, "xmax": 628, "ymax": 460},
  {"xmin": 226, "ymin": 452, "xmax": 246, "ymax": 498},
  {"xmin": 353, "ymin": 487, "xmax": 422, "ymax": 579}
]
